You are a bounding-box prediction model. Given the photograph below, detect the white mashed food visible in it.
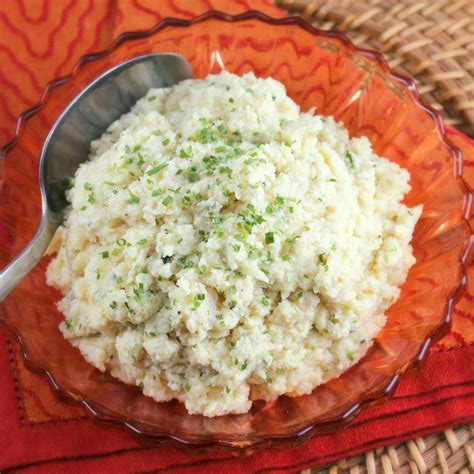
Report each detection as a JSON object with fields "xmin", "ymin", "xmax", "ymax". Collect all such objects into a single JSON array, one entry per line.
[{"xmin": 47, "ymin": 71, "xmax": 422, "ymax": 417}]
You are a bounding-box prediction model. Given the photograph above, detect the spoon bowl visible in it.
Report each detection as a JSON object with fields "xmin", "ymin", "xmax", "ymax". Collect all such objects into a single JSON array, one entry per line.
[{"xmin": 0, "ymin": 53, "xmax": 192, "ymax": 300}]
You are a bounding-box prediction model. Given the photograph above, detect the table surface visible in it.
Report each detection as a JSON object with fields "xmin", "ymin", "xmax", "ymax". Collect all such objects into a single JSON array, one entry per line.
[{"xmin": 0, "ymin": 1, "xmax": 473, "ymax": 473}]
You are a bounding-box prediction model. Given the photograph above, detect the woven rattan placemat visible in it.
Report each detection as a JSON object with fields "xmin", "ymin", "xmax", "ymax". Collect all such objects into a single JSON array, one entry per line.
[
  {"xmin": 277, "ymin": 0, "xmax": 473, "ymax": 136},
  {"xmin": 276, "ymin": 1, "xmax": 474, "ymax": 472}
]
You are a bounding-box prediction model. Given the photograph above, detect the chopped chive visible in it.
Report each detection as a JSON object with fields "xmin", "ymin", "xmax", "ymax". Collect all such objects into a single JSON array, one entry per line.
[
  {"xmin": 345, "ymin": 150, "xmax": 355, "ymax": 168},
  {"xmin": 152, "ymin": 129, "xmax": 161, "ymax": 136},
  {"xmin": 101, "ymin": 251, "xmax": 109, "ymax": 259},
  {"xmin": 241, "ymin": 360, "xmax": 248, "ymax": 371},
  {"xmin": 109, "ymin": 301, "xmax": 117, "ymax": 309},
  {"xmin": 132, "ymin": 144, "xmax": 142, "ymax": 153},
  {"xmin": 146, "ymin": 162, "xmax": 168, "ymax": 175},
  {"xmin": 162, "ymin": 138, "xmax": 171, "ymax": 146},
  {"xmin": 87, "ymin": 192, "xmax": 96, "ymax": 204},
  {"xmin": 261, "ymin": 297, "xmax": 269, "ymax": 306},
  {"xmin": 286, "ymin": 235, "xmax": 300, "ymax": 244},
  {"xmin": 179, "ymin": 146, "xmax": 192, "ymax": 158},
  {"xmin": 126, "ymin": 189, "xmax": 140, "ymax": 204},
  {"xmin": 229, "ymin": 299, "xmax": 237, "ymax": 309},
  {"xmin": 184, "ymin": 383, "xmax": 191, "ymax": 392},
  {"xmin": 147, "ymin": 95, "xmax": 157, "ymax": 102},
  {"xmin": 84, "ymin": 182, "xmax": 92, "ymax": 191},
  {"xmin": 151, "ymin": 188, "xmax": 163, "ymax": 197},
  {"xmin": 116, "ymin": 238, "xmax": 127, "ymax": 246},
  {"xmin": 137, "ymin": 239, "xmax": 148, "ymax": 245},
  {"xmin": 162, "ymin": 195, "xmax": 173, "ymax": 207},
  {"xmin": 318, "ymin": 253, "xmax": 328, "ymax": 265},
  {"xmin": 177, "ymin": 256, "xmax": 194, "ymax": 269},
  {"xmin": 191, "ymin": 293, "xmax": 205, "ymax": 310},
  {"xmin": 188, "ymin": 165, "xmax": 200, "ymax": 183},
  {"xmin": 228, "ymin": 97, "xmax": 234, "ymax": 103},
  {"xmin": 225, "ymin": 386, "xmax": 231, "ymax": 394},
  {"xmin": 265, "ymin": 231, "xmax": 275, "ymax": 244},
  {"xmin": 65, "ymin": 319, "xmax": 73, "ymax": 330},
  {"xmin": 96, "ymin": 268, "xmax": 101, "ymax": 280}
]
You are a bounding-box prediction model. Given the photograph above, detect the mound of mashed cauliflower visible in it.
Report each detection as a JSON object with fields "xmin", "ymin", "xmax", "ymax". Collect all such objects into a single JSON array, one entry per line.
[{"xmin": 47, "ymin": 71, "xmax": 422, "ymax": 417}]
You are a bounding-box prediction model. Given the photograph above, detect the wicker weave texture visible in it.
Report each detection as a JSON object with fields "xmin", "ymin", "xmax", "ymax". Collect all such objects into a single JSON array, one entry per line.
[
  {"xmin": 277, "ymin": 0, "xmax": 474, "ymax": 135},
  {"xmin": 303, "ymin": 424, "xmax": 474, "ymax": 474}
]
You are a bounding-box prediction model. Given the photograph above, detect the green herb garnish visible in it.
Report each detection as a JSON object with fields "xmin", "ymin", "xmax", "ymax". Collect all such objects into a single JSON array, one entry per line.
[
  {"xmin": 126, "ymin": 189, "xmax": 140, "ymax": 204},
  {"xmin": 265, "ymin": 231, "xmax": 275, "ymax": 244},
  {"xmin": 179, "ymin": 146, "xmax": 192, "ymax": 158},
  {"xmin": 188, "ymin": 165, "xmax": 200, "ymax": 183},
  {"xmin": 177, "ymin": 256, "xmax": 194, "ymax": 269},
  {"xmin": 162, "ymin": 195, "xmax": 173, "ymax": 207},
  {"xmin": 147, "ymin": 163, "xmax": 168, "ymax": 175},
  {"xmin": 345, "ymin": 150, "xmax": 355, "ymax": 168}
]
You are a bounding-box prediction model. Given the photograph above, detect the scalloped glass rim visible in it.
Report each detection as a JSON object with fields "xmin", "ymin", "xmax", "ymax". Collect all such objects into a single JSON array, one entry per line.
[{"xmin": 0, "ymin": 10, "xmax": 472, "ymax": 455}]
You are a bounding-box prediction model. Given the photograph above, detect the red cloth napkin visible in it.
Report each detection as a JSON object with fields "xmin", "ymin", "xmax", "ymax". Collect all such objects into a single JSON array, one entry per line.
[{"xmin": 0, "ymin": 1, "xmax": 473, "ymax": 472}]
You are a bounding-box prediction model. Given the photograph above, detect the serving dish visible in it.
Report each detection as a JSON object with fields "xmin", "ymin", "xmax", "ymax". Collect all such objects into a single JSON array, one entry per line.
[{"xmin": 0, "ymin": 11, "xmax": 471, "ymax": 455}]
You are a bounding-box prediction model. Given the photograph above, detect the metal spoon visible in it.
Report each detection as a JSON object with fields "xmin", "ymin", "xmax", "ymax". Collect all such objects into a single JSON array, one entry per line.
[{"xmin": 0, "ymin": 53, "xmax": 192, "ymax": 300}]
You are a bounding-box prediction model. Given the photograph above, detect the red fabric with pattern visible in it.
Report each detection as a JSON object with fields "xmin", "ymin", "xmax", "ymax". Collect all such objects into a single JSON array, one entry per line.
[{"xmin": 0, "ymin": 1, "xmax": 473, "ymax": 472}]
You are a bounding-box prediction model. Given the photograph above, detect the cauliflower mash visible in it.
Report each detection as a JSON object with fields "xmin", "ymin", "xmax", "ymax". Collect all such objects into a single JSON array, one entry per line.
[{"xmin": 47, "ymin": 71, "xmax": 422, "ymax": 417}]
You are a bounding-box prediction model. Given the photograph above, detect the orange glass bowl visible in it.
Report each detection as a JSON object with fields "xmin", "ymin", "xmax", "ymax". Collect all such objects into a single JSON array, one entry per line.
[{"xmin": 0, "ymin": 11, "xmax": 471, "ymax": 455}]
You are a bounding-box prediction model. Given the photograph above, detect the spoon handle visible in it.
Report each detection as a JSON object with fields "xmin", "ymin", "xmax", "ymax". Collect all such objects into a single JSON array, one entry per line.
[{"xmin": 0, "ymin": 211, "xmax": 59, "ymax": 301}]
